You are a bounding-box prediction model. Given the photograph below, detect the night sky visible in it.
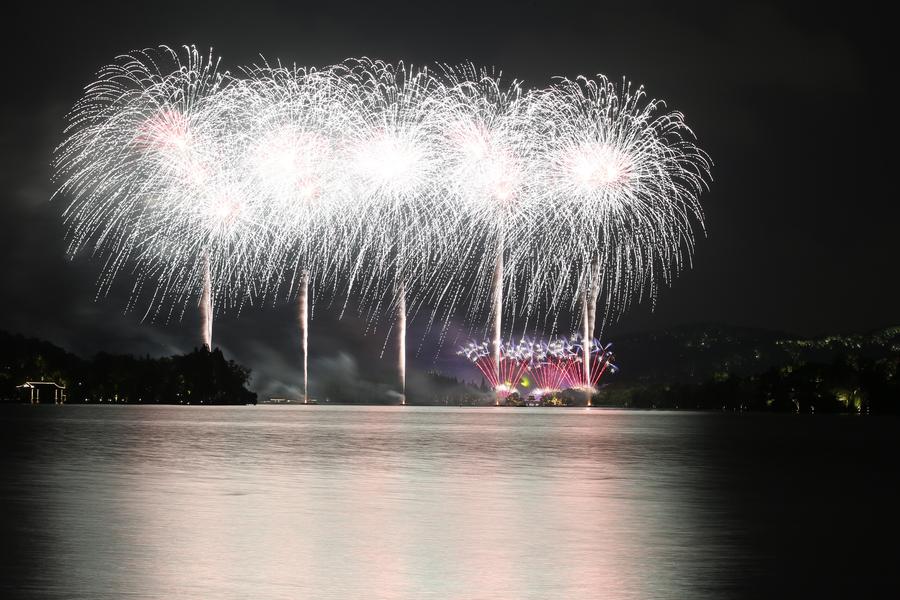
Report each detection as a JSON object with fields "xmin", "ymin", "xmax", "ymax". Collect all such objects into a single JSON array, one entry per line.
[{"xmin": 1, "ymin": 1, "xmax": 893, "ymax": 397}]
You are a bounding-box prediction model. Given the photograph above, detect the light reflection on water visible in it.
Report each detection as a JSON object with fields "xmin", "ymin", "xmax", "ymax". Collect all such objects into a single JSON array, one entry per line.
[{"xmin": 1, "ymin": 406, "xmax": 895, "ymax": 599}]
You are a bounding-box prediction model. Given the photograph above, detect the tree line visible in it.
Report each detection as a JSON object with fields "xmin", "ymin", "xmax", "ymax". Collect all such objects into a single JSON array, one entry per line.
[{"xmin": 0, "ymin": 331, "xmax": 256, "ymax": 405}]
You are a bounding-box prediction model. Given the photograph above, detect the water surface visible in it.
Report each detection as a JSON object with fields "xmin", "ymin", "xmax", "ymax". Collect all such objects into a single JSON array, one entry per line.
[{"xmin": 1, "ymin": 406, "xmax": 896, "ymax": 599}]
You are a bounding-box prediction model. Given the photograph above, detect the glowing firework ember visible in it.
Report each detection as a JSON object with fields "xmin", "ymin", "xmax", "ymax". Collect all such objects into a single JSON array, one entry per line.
[{"xmin": 54, "ymin": 45, "xmax": 710, "ymax": 402}]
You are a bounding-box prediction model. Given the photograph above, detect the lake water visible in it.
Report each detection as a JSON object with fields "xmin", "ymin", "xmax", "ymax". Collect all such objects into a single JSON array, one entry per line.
[{"xmin": 1, "ymin": 405, "xmax": 897, "ymax": 599}]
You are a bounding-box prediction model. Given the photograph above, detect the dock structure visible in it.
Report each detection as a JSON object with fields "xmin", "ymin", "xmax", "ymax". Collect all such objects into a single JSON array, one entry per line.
[{"xmin": 17, "ymin": 381, "xmax": 67, "ymax": 404}]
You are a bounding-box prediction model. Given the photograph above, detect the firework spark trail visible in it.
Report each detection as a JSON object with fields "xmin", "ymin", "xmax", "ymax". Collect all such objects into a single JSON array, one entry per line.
[
  {"xmin": 457, "ymin": 339, "xmax": 531, "ymax": 399},
  {"xmin": 530, "ymin": 363, "xmax": 568, "ymax": 396},
  {"xmin": 299, "ymin": 269, "xmax": 309, "ymax": 403},
  {"xmin": 586, "ymin": 259, "xmax": 601, "ymax": 339},
  {"xmin": 55, "ymin": 46, "xmax": 710, "ymax": 402},
  {"xmin": 201, "ymin": 253, "xmax": 212, "ymax": 349},
  {"xmin": 589, "ymin": 347, "xmax": 615, "ymax": 387},
  {"xmin": 581, "ymin": 288, "xmax": 591, "ymax": 401},
  {"xmin": 395, "ymin": 280, "xmax": 407, "ymax": 404},
  {"xmin": 491, "ymin": 240, "xmax": 504, "ymax": 404},
  {"xmin": 525, "ymin": 339, "xmax": 569, "ymax": 396}
]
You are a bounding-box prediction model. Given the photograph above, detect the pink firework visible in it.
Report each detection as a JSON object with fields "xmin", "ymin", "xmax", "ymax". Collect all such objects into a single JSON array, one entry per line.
[{"xmin": 458, "ymin": 339, "xmax": 532, "ymax": 399}]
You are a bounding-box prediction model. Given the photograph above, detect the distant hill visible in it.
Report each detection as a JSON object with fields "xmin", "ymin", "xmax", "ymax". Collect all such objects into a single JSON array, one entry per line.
[
  {"xmin": 610, "ymin": 324, "xmax": 900, "ymax": 383},
  {"xmin": 593, "ymin": 324, "xmax": 899, "ymax": 413}
]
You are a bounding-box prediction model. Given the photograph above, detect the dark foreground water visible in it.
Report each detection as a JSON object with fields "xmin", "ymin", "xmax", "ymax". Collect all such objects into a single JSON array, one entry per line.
[{"xmin": 1, "ymin": 406, "xmax": 897, "ymax": 599}]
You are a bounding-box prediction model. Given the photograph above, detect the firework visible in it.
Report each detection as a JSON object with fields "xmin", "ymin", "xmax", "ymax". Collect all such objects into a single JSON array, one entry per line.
[
  {"xmin": 525, "ymin": 76, "xmax": 710, "ymax": 326},
  {"xmin": 55, "ymin": 46, "xmax": 710, "ymax": 403},
  {"xmin": 437, "ymin": 65, "xmax": 538, "ymax": 401},
  {"xmin": 458, "ymin": 336, "xmax": 617, "ymax": 400},
  {"xmin": 53, "ymin": 45, "xmax": 239, "ymax": 348},
  {"xmin": 457, "ymin": 338, "xmax": 533, "ymax": 399},
  {"xmin": 334, "ymin": 59, "xmax": 450, "ymax": 402},
  {"xmin": 527, "ymin": 338, "xmax": 577, "ymax": 396},
  {"xmin": 236, "ymin": 63, "xmax": 356, "ymax": 401}
]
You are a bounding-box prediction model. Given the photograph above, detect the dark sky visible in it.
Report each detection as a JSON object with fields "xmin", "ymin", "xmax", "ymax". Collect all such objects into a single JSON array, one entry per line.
[{"xmin": 1, "ymin": 0, "xmax": 893, "ymax": 397}]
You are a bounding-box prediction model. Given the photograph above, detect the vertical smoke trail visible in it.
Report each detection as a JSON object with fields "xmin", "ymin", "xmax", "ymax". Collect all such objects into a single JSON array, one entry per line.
[
  {"xmin": 586, "ymin": 260, "xmax": 601, "ymax": 340},
  {"xmin": 584, "ymin": 259, "xmax": 601, "ymax": 405},
  {"xmin": 397, "ymin": 280, "xmax": 406, "ymax": 405},
  {"xmin": 299, "ymin": 269, "xmax": 309, "ymax": 404},
  {"xmin": 201, "ymin": 254, "xmax": 213, "ymax": 350},
  {"xmin": 492, "ymin": 239, "xmax": 504, "ymax": 405},
  {"xmin": 582, "ymin": 287, "xmax": 591, "ymax": 404}
]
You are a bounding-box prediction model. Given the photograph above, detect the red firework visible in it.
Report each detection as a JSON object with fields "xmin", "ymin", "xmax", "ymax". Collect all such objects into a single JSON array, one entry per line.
[
  {"xmin": 458, "ymin": 340, "xmax": 530, "ymax": 398},
  {"xmin": 459, "ymin": 337, "xmax": 617, "ymax": 398}
]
